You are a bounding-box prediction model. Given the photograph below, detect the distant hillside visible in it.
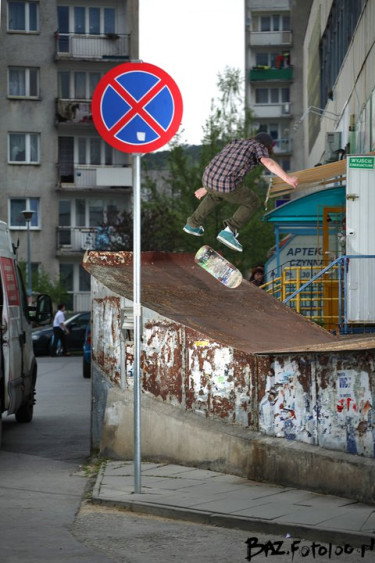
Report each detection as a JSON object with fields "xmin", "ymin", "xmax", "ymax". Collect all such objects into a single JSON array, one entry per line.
[{"xmin": 142, "ymin": 145, "xmax": 202, "ymax": 170}]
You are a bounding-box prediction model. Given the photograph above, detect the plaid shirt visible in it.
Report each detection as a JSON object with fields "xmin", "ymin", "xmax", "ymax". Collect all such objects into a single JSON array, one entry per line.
[{"xmin": 202, "ymin": 139, "xmax": 269, "ymax": 193}]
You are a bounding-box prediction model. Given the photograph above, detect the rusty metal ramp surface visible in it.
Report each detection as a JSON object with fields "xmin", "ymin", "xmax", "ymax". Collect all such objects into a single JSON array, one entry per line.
[{"xmin": 83, "ymin": 250, "xmax": 335, "ymax": 354}]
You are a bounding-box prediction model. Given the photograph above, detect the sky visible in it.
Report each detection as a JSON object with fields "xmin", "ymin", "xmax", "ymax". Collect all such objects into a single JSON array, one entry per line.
[{"xmin": 139, "ymin": 0, "xmax": 244, "ymax": 146}]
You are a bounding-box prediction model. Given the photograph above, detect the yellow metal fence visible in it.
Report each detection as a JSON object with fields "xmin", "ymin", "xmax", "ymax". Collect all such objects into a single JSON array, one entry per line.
[{"xmin": 262, "ymin": 266, "xmax": 341, "ymax": 330}]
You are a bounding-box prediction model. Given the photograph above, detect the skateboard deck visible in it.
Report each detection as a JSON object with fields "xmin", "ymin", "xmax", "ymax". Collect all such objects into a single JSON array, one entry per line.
[{"xmin": 195, "ymin": 245, "xmax": 243, "ymax": 288}]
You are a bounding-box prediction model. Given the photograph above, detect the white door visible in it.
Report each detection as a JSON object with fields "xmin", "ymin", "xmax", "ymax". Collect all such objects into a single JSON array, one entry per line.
[{"xmin": 346, "ymin": 156, "xmax": 375, "ymax": 322}]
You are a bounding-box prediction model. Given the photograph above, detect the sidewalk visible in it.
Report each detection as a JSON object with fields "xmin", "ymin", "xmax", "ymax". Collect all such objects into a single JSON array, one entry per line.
[{"xmin": 92, "ymin": 461, "xmax": 375, "ymax": 549}]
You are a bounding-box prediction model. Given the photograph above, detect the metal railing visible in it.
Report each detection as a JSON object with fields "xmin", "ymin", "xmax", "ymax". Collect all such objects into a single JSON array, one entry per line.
[
  {"xmin": 56, "ymin": 99, "xmax": 92, "ymax": 124},
  {"xmin": 57, "ymin": 226, "xmax": 127, "ymax": 253},
  {"xmin": 263, "ymin": 256, "xmax": 375, "ymax": 334},
  {"xmin": 55, "ymin": 32, "xmax": 130, "ymax": 59}
]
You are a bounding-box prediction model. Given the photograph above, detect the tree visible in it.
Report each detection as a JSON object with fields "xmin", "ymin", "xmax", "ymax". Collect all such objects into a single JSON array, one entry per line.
[{"xmin": 19, "ymin": 263, "xmax": 69, "ymax": 307}]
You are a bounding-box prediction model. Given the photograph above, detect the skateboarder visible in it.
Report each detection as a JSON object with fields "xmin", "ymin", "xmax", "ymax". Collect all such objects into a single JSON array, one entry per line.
[{"xmin": 183, "ymin": 133, "xmax": 298, "ymax": 252}]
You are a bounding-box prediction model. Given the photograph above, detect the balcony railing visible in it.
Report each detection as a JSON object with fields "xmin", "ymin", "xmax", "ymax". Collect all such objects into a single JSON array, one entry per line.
[
  {"xmin": 58, "ymin": 164, "xmax": 132, "ymax": 188},
  {"xmin": 249, "ymin": 30, "xmax": 292, "ymax": 47},
  {"xmin": 253, "ymin": 102, "xmax": 291, "ymax": 119},
  {"xmin": 56, "ymin": 99, "xmax": 93, "ymax": 125},
  {"xmin": 57, "ymin": 226, "xmax": 126, "ymax": 253},
  {"xmin": 250, "ymin": 66, "xmax": 293, "ymax": 82},
  {"xmin": 55, "ymin": 32, "xmax": 130, "ymax": 60}
]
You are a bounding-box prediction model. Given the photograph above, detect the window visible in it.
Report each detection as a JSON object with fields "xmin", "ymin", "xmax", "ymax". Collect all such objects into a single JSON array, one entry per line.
[
  {"xmin": 320, "ymin": 0, "xmax": 365, "ymax": 105},
  {"xmin": 58, "ymin": 5, "xmax": 115, "ymax": 35},
  {"xmin": 9, "ymin": 198, "xmax": 40, "ymax": 228},
  {"xmin": 282, "ymin": 15, "xmax": 290, "ymax": 31},
  {"xmin": 255, "ymin": 88, "xmax": 268, "ymax": 104},
  {"xmin": 255, "ymin": 52, "xmax": 277, "ymax": 68},
  {"xmin": 258, "ymin": 123, "xmax": 280, "ymax": 140},
  {"xmin": 59, "ymin": 198, "xmax": 120, "ymax": 228},
  {"xmin": 74, "ymin": 6, "xmax": 85, "ymax": 33},
  {"xmin": 270, "ymin": 88, "xmax": 279, "ymax": 103},
  {"xmin": 255, "ymin": 87, "xmax": 290, "ymax": 104},
  {"xmin": 258, "ymin": 13, "xmax": 290, "ymax": 32},
  {"xmin": 272, "ymin": 15, "xmax": 280, "ymax": 31},
  {"xmin": 260, "ymin": 16, "xmax": 271, "ymax": 32},
  {"xmin": 77, "ymin": 137, "xmax": 113, "ymax": 165},
  {"xmin": 104, "ymin": 8, "xmax": 115, "ymax": 34},
  {"xmin": 8, "ymin": 132, "xmax": 40, "ymax": 163},
  {"xmin": 8, "ymin": 1, "xmax": 39, "ymax": 32},
  {"xmin": 89, "ymin": 7, "xmax": 100, "ymax": 34},
  {"xmin": 8, "ymin": 67, "xmax": 39, "ymax": 98},
  {"xmin": 58, "ymin": 71, "xmax": 101, "ymax": 99},
  {"xmin": 79, "ymin": 266, "xmax": 90, "ymax": 292}
]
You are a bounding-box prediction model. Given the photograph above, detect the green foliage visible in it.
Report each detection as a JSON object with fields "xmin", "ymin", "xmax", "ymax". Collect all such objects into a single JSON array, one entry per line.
[{"xmin": 19, "ymin": 262, "xmax": 69, "ymax": 306}]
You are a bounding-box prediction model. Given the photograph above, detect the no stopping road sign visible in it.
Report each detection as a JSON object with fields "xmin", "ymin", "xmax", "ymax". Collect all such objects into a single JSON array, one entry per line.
[{"xmin": 92, "ymin": 62, "xmax": 183, "ymax": 153}]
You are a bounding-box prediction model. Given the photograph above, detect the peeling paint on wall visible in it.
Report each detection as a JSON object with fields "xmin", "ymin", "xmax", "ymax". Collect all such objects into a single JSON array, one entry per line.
[
  {"xmin": 259, "ymin": 359, "xmax": 315, "ymax": 443},
  {"xmin": 258, "ymin": 354, "xmax": 375, "ymax": 457},
  {"xmin": 317, "ymin": 367, "xmax": 374, "ymax": 456},
  {"xmin": 91, "ymin": 278, "xmax": 375, "ymax": 459}
]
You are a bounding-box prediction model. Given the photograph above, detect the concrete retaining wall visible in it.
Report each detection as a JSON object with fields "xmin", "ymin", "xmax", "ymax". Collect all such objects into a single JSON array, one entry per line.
[{"xmin": 99, "ymin": 387, "xmax": 375, "ymax": 505}]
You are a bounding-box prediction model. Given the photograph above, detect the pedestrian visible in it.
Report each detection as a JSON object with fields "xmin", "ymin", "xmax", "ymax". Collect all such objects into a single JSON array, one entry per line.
[
  {"xmin": 249, "ymin": 266, "xmax": 265, "ymax": 287},
  {"xmin": 183, "ymin": 132, "xmax": 299, "ymax": 252},
  {"xmin": 50, "ymin": 303, "xmax": 70, "ymax": 357}
]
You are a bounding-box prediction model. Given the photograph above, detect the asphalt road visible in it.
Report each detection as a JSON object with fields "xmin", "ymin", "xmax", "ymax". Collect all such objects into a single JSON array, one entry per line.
[
  {"xmin": 0, "ymin": 355, "xmax": 112, "ymax": 563},
  {"xmin": 0, "ymin": 356, "xmax": 372, "ymax": 563}
]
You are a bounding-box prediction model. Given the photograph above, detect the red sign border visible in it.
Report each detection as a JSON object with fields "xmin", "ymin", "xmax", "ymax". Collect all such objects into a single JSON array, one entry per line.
[{"xmin": 92, "ymin": 62, "xmax": 183, "ymax": 153}]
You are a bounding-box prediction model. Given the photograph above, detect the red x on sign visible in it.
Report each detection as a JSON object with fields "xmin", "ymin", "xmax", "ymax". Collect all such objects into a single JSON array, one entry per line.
[{"xmin": 92, "ymin": 62, "xmax": 183, "ymax": 153}]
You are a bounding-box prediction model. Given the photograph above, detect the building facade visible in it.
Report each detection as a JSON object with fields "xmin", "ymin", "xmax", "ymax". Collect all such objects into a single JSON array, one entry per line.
[
  {"xmin": 0, "ymin": 0, "xmax": 139, "ymax": 310},
  {"xmin": 302, "ymin": 0, "xmax": 373, "ymax": 167},
  {"xmin": 245, "ymin": 0, "xmax": 309, "ymax": 172}
]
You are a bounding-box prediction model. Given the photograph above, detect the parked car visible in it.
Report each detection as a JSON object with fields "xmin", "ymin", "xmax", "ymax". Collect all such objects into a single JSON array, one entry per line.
[
  {"xmin": 32, "ymin": 311, "xmax": 90, "ymax": 356},
  {"xmin": 82, "ymin": 323, "xmax": 91, "ymax": 378}
]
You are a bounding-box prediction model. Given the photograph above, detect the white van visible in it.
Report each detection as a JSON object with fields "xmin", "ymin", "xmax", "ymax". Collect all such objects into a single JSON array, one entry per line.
[{"xmin": 0, "ymin": 221, "xmax": 52, "ymax": 444}]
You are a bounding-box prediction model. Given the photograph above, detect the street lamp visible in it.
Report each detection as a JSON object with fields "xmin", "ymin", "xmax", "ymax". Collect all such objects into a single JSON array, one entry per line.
[{"xmin": 21, "ymin": 209, "xmax": 35, "ymax": 299}]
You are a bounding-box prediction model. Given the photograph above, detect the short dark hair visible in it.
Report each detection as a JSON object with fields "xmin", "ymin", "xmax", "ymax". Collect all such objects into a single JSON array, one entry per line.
[
  {"xmin": 57, "ymin": 303, "xmax": 65, "ymax": 310},
  {"xmin": 254, "ymin": 132, "xmax": 274, "ymax": 151}
]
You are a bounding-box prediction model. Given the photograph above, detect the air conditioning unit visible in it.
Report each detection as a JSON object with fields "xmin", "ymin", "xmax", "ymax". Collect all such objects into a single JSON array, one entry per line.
[{"xmin": 325, "ymin": 132, "xmax": 342, "ymax": 162}]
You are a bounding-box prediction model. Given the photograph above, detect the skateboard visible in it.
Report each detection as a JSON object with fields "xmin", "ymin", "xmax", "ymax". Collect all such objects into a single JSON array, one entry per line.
[{"xmin": 195, "ymin": 245, "xmax": 243, "ymax": 288}]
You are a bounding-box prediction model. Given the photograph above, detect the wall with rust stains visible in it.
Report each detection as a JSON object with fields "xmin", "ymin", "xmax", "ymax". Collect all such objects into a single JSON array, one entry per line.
[
  {"xmin": 257, "ymin": 353, "xmax": 375, "ymax": 458},
  {"xmin": 91, "ymin": 279, "xmax": 375, "ymax": 459}
]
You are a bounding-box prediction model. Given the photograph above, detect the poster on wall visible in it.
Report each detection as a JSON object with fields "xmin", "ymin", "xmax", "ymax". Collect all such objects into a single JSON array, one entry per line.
[{"xmin": 265, "ymin": 234, "xmax": 337, "ymax": 280}]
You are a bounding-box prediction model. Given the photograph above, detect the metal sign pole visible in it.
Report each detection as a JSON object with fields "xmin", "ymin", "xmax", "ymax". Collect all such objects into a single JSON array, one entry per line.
[
  {"xmin": 133, "ymin": 153, "xmax": 142, "ymax": 493},
  {"xmin": 91, "ymin": 62, "xmax": 183, "ymax": 495}
]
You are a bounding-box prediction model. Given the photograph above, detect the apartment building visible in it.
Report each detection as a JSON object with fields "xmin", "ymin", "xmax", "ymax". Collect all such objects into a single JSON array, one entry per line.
[
  {"xmin": 244, "ymin": 0, "xmax": 312, "ymax": 172},
  {"xmin": 0, "ymin": 0, "xmax": 139, "ymax": 310},
  {"xmin": 302, "ymin": 0, "xmax": 373, "ymax": 167}
]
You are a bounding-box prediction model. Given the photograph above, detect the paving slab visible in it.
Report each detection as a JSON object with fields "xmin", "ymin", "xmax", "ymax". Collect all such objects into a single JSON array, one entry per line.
[{"xmin": 92, "ymin": 461, "xmax": 375, "ymax": 548}]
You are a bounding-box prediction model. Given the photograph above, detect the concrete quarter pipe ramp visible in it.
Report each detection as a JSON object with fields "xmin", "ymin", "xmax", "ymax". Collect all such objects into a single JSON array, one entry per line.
[{"xmin": 83, "ymin": 251, "xmax": 335, "ymax": 353}]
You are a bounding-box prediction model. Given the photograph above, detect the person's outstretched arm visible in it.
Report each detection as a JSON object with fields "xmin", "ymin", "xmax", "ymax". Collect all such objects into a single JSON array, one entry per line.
[
  {"xmin": 260, "ymin": 157, "xmax": 299, "ymax": 188},
  {"xmin": 195, "ymin": 187, "xmax": 207, "ymax": 199}
]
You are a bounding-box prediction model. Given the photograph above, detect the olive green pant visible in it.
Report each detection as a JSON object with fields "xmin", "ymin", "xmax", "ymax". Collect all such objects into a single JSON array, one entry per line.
[{"xmin": 187, "ymin": 184, "xmax": 260, "ymax": 232}]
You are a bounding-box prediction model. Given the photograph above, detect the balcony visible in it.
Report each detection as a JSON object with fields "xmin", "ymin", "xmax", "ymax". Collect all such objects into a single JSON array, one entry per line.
[
  {"xmin": 249, "ymin": 30, "xmax": 292, "ymax": 47},
  {"xmin": 56, "ymin": 99, "xmax": 93, "ymax": 125},
  {"xmin": 57, "ymin": 226, "xmax": 126, "ymax": 254},
  {"xmin": 55, "ymin": 32, "xmax": 130, "ymax": 60},
  {"xmin": 273, "ymin": 138, "xmax": 292, "ymax": 154},
  {"xmin": 58, "ymin": 164, "xmax": 132, "ymax": 189},
  {"xmin": 57, "ymin": 227, "xmax": 97, "ymax": 253},
  {"xmin": 253, "ymin": 102, "xmax": 291, "ymax": 119},
  {"xmin": 250, "ymin": 66, "xmax": 293, "ymax": 82}
]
